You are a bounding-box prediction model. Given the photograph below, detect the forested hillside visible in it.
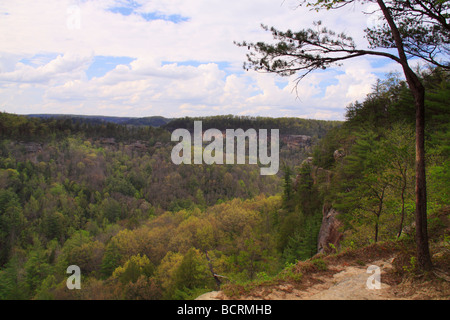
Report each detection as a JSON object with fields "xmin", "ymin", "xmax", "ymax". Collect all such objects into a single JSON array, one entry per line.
[
  {"xmin": 26, "ymin": 114, "xmax": 173, "ymax": 127},
  {"xmin": 0, "ymin": 67, "xmax": 447, "ymax": 300},
  {"xmin": 217, "ymin": 66, "xmax": 449, "ymax": 300},
  {"xmin": 311, "ymin": 67, "xmax": 449, "ymax": 250},
  {"xmin": 163, "ymin": 115, "xmax": 340, "ymax": 138},
  {"xmin": 0, "ymin": 112, "xmax": 336, "ymax": 299}
]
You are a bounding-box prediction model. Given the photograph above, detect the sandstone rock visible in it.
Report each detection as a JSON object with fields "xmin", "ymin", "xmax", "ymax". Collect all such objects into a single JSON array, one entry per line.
[
  {"xmin": 333, "ymin": 149, "xmax": 345, "ymax": 161},
  {"xmin": 195, "ymin": 291, "xmax": 223, "ymax": 300},
  {"xmin": 282, "ymin": 135, "xmax": 312, "ymax": 149},
  {"xmin": 317, "ymin": 206, "xmax": 343, "ymax": 254}
]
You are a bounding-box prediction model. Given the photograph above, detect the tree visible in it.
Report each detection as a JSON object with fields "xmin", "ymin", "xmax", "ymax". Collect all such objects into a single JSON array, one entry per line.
[
  {"xmin": 236, "ymin": 0, "xmax": 449, "ymax": 271},
  {"xmin": 382, "ymin": 123, "xmax": 415, "ymax": 238},
  {"xmin": 173, "ymin": 248, "xmax": 211, "ymax": 296},
  {"xmin": 282, "ymin": 164, "xmax": 294, "ymax": 206},
  {"xmin": 0, "ymin": 255, "xmax": 28, "ymax": 300},
  {"xmin": 336, "ymin": 130, "xmax": 391, "ymax": 243},
  {"xmin": 112, "ymin": 254, "xmax": 154, "ymax": 284}
]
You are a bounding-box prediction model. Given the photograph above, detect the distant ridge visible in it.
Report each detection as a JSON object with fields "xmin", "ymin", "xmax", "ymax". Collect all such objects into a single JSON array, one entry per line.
[
  {"xmin": 26, "ymin": 114, "xmax": 173, "ymax": 127},
  {"xmin": 24, "ymin": 113, "xmax": 342, "ymax": 137}
]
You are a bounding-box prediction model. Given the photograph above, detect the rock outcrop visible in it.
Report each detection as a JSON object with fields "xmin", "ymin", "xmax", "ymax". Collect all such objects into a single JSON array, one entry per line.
[
  {"xmin": 333, "ymin": 149, "xmax": 345, "ymax": 161},
  {"xmin": 293, "ymin": 155, "xmax": 343, "ymax": 255},
  {"xmin": 317, "ymin": 205, "xmax": 343, "ymax": 254},
  {"xmin": 281, "ymin": 135, "xmax": 312, "ymax": 149}
]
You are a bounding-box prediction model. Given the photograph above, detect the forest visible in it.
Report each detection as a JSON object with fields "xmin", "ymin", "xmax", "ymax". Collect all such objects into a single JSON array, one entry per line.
[
  {"xmin": 0, "ymin": 110, "xmax": 335, "ymax": 299},
  {"xmin": 0, "ymin": 66, "xmax": 448, "ymax": 300}
]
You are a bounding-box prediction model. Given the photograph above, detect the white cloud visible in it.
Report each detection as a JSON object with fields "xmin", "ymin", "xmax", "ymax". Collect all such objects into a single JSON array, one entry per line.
[
  {"xmin": 0, "ymin": 0, "xmax": 400, "ymax": 120},
  {"xmin": 0, "ymin": 53, "xmax": 91, "ymax": 84}
]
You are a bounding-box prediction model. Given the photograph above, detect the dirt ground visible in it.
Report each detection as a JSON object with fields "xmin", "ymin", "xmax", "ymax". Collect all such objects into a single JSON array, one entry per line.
[
  {"xmin": 196, "ymin": 208, "xmax": 450, "ymax": 301},
  {"xmin": 196, "ymin": 255, "xmax": 450, "ymax": 300}
]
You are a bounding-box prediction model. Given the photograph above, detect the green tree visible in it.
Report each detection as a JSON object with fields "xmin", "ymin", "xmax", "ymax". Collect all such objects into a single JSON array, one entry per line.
[
  {"xmin": 101, "ymin": 240, "xmax": 123, "ymax": 278},
  {"xmin": 173, "ymin": 248, "xmax": 210, "ymax": 293},
  {"xmin": 0, "ymin": 255, "xmax": 27, "ymax": 300},
  {"xmin": 237, "ymin": 0, "xmax": 449, "ymax": 270},
  {"xmin": 382, "ymin": 123, "xmax": 415, "ymax": 237},
  {"xmin": 0, "ymin": 190, "xmax": 26, "ymax": 266},
  {"xmin": 24, "ymin": 245, "xmax": 53, "ymax": 295},
  {"xmin": 282, "ymin": 164, "xmax": 294, "ymax": 206},
  {"xmin": 336, "ymin": 130, "xmax": 391, "ymax": 242},
  {"xmin": 112, "ymin": 254, "xmax": 154, "ymax": 284},
  {"xmin": 282, "ymin": 212, "xmax": 322, "ymax": 262}
]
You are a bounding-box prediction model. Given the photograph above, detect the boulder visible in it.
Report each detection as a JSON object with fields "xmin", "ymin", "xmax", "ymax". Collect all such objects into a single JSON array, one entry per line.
[
  {"xmin": 317, "ymin": 206, "xmax": 343, "ymax": 254},
  {"xmin": 195, "ymin": 291, "xmax": 223, "ymax": 300},
  {"xmin": 333, "ymin": 149, "xmax": 345, "ymax": 161}
]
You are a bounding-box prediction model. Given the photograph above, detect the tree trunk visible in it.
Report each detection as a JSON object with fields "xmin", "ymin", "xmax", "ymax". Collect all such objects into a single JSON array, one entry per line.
[
  {"xmin": 397, "ymin": 170, "xmax": 407, "ymax": 238},
  {"xmin": 413, "ymin": 85, "xmax": 433, "ymax": 271},
  {"xmin": 205, "ymin": 250, "xmax": 221, "ymax": 290},
  {"xmin": 399, "ymin": 68, "xmax": 432, "ymax": 270},
  {"xmin": 377, "ymin": 0, "xmax": 433, "ymax": 271},
  {"xmin": 375, "ymin": 219, "xmax": 379, "ymax": 243}
]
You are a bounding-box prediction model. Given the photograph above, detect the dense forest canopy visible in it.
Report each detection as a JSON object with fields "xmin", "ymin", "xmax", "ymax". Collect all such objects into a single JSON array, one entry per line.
[
  {"xmin": 0, "ymin": 111, "xmax": 336, "ymax": 299},
  {"xmin": 162, "ymin": 115, "xmax": 341, "ymax": 138},
  {"xmin": 0, "ymin": 66, "xmax": 448, "ymax": 300}
]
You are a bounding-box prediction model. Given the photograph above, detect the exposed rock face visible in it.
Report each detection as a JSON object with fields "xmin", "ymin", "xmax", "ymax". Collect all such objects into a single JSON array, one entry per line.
[
  {"xmin": 292, "ymin": 156, "xmax": 343, "ymax": 255},
  {"xmin": 317, "ymin": 206, "xmax": 343, "ymax": 254},
  {"xmin": 333, "ymin": 149, "xmax": 345, "ymax": 161},
  {"xmin": 312, "ymin": 167, "xmax": 332, "ymax": 185},
  {"xmin": 100, "ymin": 138, "xmax": 116, "ymax": 145},
  {"xmin": 282, "ymin": 135, "xmax": 312, "ymax": 148},
  {"xmin": 195, "ymin": 291, "xmax": 223, "ymax": 300},
  {"xmin": 20, "ymin": 142, "xmax": 42, "ymax": 153}
]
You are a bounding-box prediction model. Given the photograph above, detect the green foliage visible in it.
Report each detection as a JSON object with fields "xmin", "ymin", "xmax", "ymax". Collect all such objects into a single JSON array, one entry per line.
[
  {"xmin": 0, "ymin": 255, "xmax": 28, "ymax": 300},
  {"xmin": 282, "ymin": 164, "xmax": 293, "ymax": 204},
  {"xmin": 173, "ymin": 248, "xmax": 210, "ymax": 293},
  {"xmin": 276, "ymin": 261, "xmax": 303, "ymax": 282},
  {"xmin": 402, "ymin": 256, "xmax": 418, "ymax": 275},
  {"xmin": 278, "ymin": 160, "xmax": 324, "ymax": 264},
  {"xmin": 310, "ymin": 258, "xmax": 327, "ymax": 271},
  {"xmin": 317, "ymin": 66, "xmax": 449, "ymax": 250},
  {"xmin": 163, "ymin": 114, "xmax": 340, "ymax": 138},
  {"xmin": 0, "ymin": 67, "xmax": 447, "ymax": 300},
  {"xmin": 112, "ymin": 254, "xmax": 154, "ymax": 284},
  {"xmin": 282, "ymin": 212, "xmax": 322, "ymax": 263}
]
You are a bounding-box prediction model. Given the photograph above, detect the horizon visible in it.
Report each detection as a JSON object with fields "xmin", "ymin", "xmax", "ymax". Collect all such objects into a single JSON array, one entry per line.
[
  {"xmin": 0, "ymin": 0, "xmax": 411, "ymax": 121},
  {"xmin": 20, "ymin": 112, "xmax": 344, "ymax": 122}
]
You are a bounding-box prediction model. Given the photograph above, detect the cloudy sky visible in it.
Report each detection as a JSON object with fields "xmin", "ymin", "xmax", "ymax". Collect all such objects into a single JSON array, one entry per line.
[{"xmin": 0, "ymin": 0, "xmax": 405, "ymax": 120}]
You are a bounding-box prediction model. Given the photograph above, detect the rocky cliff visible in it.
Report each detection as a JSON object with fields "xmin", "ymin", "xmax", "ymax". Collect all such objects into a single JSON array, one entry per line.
[
  {"xmin": 294, "ymin": 151, "xmax": 344, "ymax": 255},
  {"xmin": 317, "ymin": 205, "xmax": 343, "ymax": 254}
]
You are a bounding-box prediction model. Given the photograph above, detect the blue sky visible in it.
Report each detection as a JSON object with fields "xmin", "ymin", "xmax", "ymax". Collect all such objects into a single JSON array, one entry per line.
[
  {"xmin": 86, "ymin": 56, "xmax": 136, "ymax": 79},
  {"xmin": 108, "ymin": 3, "xmax": 190, "ymax": 23},
  {"xmin": 0, "ymin": 0, "xmax": 406, "ymax": 120}
]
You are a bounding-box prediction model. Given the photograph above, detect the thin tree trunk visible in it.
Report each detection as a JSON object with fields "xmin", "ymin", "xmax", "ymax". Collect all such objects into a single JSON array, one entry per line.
[
  {"xmin": 375, "ymin": 219, "xmax": 379, "ymax": 243},
  {"xmin": 377, "ymin": 0, "xmax": 432, "ymax": 271},
  {"xmin": 205, "ymin": 250, "xmax": 221, "ymax": 290},
  {"xmin": 373, "ymin": 187, "xmax": 385, "ymax": 243},
  {"xmin": 397, "ymin": 169, "xmax": 407, "ymax": 238},
  {"xmin": 413, "ymin": 85, "xmax": 433, "ymax": 271},
  {"xmin": 400, "ymin": 73, "xmax": 432, "ymax": 270},
  {"xmin": 397, "ymin": 187, "xmax": 406, "ymax": 238}
]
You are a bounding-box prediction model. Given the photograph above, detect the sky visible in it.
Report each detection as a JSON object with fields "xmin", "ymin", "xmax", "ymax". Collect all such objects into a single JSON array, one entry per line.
[{"xmin": 0, "ymin": 0, "xmax": 407, "ymax": 121}]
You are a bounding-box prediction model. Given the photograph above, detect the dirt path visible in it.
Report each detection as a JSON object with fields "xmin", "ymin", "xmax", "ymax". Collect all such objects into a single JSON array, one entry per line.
[
  {"xmin": 196, "ymin": 252, "xmax": 450, "ymax": 300},
  {"xmin": 196, "ymin": 258, "xmax": 400, "ymax": 300},
  {"xmin": 298, "ymin": 259, "xmax": 395, "ymax": 300}
]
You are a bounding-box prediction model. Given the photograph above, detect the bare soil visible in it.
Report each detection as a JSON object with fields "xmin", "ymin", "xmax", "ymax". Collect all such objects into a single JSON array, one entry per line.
[
  {"xmin": 196, "ymin": 245, "xmax": 450, "ymax": 300},
  {"xmin": 196, "ymin": 208, "xmax": 450, "ymax": 301}
]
